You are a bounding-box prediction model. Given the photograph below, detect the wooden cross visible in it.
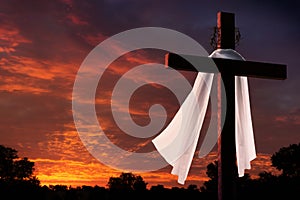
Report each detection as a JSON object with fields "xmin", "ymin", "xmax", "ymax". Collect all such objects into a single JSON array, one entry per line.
[{"xmin": 165, "ymin": 12, "xmax": 287, "ymax": 200}]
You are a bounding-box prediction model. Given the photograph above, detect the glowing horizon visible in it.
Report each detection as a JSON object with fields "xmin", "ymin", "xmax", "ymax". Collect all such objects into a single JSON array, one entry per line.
[{"xmin": 30, "ymin": 152, "xmax": 279, "ymax": 188}]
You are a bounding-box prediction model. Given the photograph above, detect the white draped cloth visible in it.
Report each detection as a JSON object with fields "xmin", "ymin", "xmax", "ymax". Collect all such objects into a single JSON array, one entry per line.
[{"xmin": 152, "ymin": 49, "xmax": 256, "ymax": 185}]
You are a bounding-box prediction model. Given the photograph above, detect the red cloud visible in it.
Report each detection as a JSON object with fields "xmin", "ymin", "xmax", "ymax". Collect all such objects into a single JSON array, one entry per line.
[
  {"xmin": 66, "ymin": 14, "xmax": 89, "ymax": 26},
  {"xmin": 275, "ymin": 109, "xmax": 300, "ymax": 125},
  {"xmin": 0, "ymin": 14, "xmax": 31, "ymax": 53}
]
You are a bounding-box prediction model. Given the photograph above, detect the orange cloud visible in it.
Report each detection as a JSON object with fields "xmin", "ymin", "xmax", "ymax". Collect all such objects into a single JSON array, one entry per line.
[
  {"xmin": 0, "ymin": 14, "xmax": 31, "ymax": 53},
  {"xmin": 33, "ymin": 158, "xmax": 120, "ymax": 187},
  {"xmin": 1, "ymin": 56, "xmax": 76, "ymax": 81},
  {"xmin": 0, "ymin": 84, "xmax": 49, "ymax": 94},
  {"xmin": 33, "ymin": 157, "xmax": 196, "ymax": 188}
]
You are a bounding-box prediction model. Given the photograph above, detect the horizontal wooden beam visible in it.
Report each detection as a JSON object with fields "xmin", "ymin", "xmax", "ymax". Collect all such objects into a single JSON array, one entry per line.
[{"xmin": 166, "ymin": 53, "xmax": 287, "ymax": 80}]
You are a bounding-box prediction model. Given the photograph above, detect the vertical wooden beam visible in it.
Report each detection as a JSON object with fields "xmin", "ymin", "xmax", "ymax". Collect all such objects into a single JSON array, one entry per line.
[
  {"xmin": 217, "ymin": 11, "xmax": 237, "ymax": 200},
  {"xmin": 217, "ymin": 12, "xmax": 235, "ymax": 49}
]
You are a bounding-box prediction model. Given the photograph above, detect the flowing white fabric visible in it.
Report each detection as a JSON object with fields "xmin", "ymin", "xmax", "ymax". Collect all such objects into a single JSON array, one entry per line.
[
  {"xmin": 235, "ymin": 75, "xmax": 256, "ymax": 177},
  {"xmin": 152, "ymin": 49, "xmax": 256, "ymax": 184}
]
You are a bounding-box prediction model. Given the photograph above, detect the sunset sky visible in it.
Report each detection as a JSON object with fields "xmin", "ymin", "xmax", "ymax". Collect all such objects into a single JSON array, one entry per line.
[{"xmin": 0, "ymin": 0, "xmax": 300, "ymax": 188}]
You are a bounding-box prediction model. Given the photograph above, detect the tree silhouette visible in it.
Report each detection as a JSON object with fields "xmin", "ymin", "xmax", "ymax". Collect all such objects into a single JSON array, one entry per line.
[
  {"xmin": 0, "ymin": 145, "xmax": 18, "ymax": 181},
  {"xmin": 132, "ymin": 174, "xmax": 148, "ymax": 191},
  {"xmin": 107, "ymin": 172, "xmax": 147, "ymax": 191},
  {"xmin": 200, "ymin": 160, "xmax": 218, "ymax": 193},
  {"xmin": 200, "ymin": 159, "xmax": 251, "ymax": 199},
  {"xmin": 0, "ymin": 144, "xmax": 39, "ymax": 184},
  {"xmin": 187, "ymin": 184, "xmax": 198, "ymax": 191},
  {"xmin": 149, "ymin": 184, "xmax": 165, "ymax": 192},
  {"xmin": 271, "ymin": 142, "xmax": 300, "ymax": 177}
]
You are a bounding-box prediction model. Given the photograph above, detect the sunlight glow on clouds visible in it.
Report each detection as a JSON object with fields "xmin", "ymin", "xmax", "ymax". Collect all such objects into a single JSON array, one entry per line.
[
  {"xmin": 0, "ymin": 14, "xmax": 31, "ymax": 53},
  {"xmin": 32, "ymin": 152, "xmax": 279, "ymax": 188}
]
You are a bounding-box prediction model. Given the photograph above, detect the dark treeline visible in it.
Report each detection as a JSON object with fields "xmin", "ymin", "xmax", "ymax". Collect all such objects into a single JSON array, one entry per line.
[{"xmin": 1, "ymin": 143, "xmax": 300, "ymax": 200}]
